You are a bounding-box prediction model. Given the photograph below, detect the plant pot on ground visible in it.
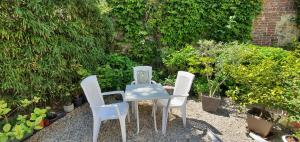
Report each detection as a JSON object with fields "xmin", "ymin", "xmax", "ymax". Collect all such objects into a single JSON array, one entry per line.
[
  {"xmin": 282, "ymin": 135, "xmax": 299, "ymax": 142},
  {"xmin": 201, "ymin": 94, "xmax": 221, "ymax": 112},
  {"xmin": 199, "ymin": 78, "xmax": 225, "ymax": 113},
  {"xmin": 73, "ymin": 94, "xmax": 84, "ymax": 107},
  {"xmin": 246, "ymin": 107, "xmax": 273, "ymax": 137},
  {"xmin": 63, "ymin": 93, "xmax": 74, "ymax": 113},
  {"xmin": 186, "ymin": 52, "xmax": 227, "ymax": 113}
]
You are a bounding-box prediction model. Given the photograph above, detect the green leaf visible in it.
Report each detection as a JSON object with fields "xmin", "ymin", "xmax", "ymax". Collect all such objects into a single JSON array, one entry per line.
[
  {"xmin": 3, "ymin": 123, "xmax": 11, "ymax": 132},
  {"xmin": 14, "ymin": 125, "xmax": 24, "ymax": 140}
]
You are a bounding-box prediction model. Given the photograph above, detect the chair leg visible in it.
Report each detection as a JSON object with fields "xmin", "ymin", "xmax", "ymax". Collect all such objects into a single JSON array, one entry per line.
[
  {"xmin": 127, "ymin": 109, "xmax": 130, "ymax": 123},
  {"xmin": 153, "ymin": 100, "xmax": 158, "ymax": 132},
  {"xmin": 131, "ymin": 102, "xmax": 135, "ymax": 115},
  {"xmin": 181, "ymin": 105, "xmax": 186, "ymax": 127},
  {"xmin": 162, "ymin": 107, "xmax": 169, "ymax": 135},
  {"xmin": 120, "ymin": 117, "xmax": 127, "ymax": 142},
  {"xmin": 93, "ymin": 117, "xmax": 101, "ymax": 142},
  {"xmin": 151, "ymin": 100, "xmax": 157, "ymax": 117}
]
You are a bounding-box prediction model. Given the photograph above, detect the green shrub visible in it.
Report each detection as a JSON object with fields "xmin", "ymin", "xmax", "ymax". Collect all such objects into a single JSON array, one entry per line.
[
  {"xmin": 0, "ymin": 0, "xmax": 113, "ymax": 103},
  {"xmin": 96, "ymin": 54, "xmax": 136, "ymax": 91},
  {"xmin": 163, "ymin": 40, "xmax": 227, "ymax": 97},
  {"xmin": 218, "ymin": 43, "xmax": 300, "ymax": 121},
  {"xmin": 77, "ymin": 54, "xmax": 136, "ymax": 91}
]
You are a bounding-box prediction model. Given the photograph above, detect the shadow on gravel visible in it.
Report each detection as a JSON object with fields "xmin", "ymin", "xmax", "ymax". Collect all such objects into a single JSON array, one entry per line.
[
  {"xmin": 170, "ymin": 114, "xmax": 223, "ymax": 136},
  {"xmin": 210, "ymin": 108, "xmax": 230, "ymax": 117}
]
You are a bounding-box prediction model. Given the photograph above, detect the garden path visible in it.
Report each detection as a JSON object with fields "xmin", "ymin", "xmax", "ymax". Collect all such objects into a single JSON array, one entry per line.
[{"xmin": 26, "ymin": 99, "xmax": 256, "ymax": 142}]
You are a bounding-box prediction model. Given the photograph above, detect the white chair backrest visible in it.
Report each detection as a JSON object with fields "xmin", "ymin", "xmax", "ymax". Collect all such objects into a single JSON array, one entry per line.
[
  {"xmin": 133, "ymin": 66, "xmax": 152, "ymax": 84},
  {"xmin": 173, "ymin": 71, "xmax": 195, "ymax": 96},
  {"xmin": 80, "ymin": 75, "xmax": 105, "ymax": 107}
]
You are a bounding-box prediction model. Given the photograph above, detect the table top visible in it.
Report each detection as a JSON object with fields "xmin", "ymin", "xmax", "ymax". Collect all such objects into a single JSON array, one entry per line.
[{"xmin": 124, "ymin": 84, "xmax": 170, "ymax": 101}]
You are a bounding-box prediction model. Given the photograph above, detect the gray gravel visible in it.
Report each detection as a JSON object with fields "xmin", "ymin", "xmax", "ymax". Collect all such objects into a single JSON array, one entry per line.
[{"xmin": 26, "ymin": 99, "xmax": 256, "ymax": 142}]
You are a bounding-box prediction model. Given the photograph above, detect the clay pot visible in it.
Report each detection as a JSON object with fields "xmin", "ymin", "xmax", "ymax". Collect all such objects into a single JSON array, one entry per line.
[
  {"xmin": 201, "ymin": 95, "xmax": 221, "ymax": 112},
  {"xmin": 246, "ymin": 107, "xmax": 273, "ymax": 137}
]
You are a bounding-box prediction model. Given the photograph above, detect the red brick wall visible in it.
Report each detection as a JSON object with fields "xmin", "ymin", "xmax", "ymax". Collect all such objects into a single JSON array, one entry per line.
[{"xmin": 252, "ymin": 0, "xmax": 297, "ymax": 45}]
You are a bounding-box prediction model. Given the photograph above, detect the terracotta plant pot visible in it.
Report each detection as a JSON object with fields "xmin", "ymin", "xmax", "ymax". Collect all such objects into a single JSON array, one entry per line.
[
  {"xmin": 290, "ymin": 122, "xmax": 300, "ymax": 129},
  {"xmin": 282, "ymin": 135, "xmax": 299, "ymax": 142},
  {"xmin": 39, "ymin": 119, "xmax": 46, "ymax": 128},
  {"xmin": 63, "ymin": 103, "xmax": 74, "ymax": 113},
  {"xmin": 163, "ymin": 85, "xmax": 174, "ymax": 95},
  {"xmin": 201, "ymin": 95, "xmax": 221, "ymax": 112},
  {"xmin": 246, "ymin": 107, "xmax": 273, "ymax": 137}
]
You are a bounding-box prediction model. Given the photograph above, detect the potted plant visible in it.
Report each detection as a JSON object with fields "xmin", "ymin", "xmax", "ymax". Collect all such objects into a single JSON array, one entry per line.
[
  {"xmin": 197, "ymin": 56, "xmax": 226, "ymax": 112},
  {"xmin": 246, "ymin": 107, "xmax": 275, "ymax": 137},
  {"xmin": 63, "ymin": 92, "xmax": 74, "ymax": 113}
]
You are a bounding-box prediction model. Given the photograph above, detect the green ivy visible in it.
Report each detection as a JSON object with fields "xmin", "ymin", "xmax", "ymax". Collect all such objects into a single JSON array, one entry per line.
[{"xmin": 108, "ymin": 0, "xmax": 262, "ymax": 65}]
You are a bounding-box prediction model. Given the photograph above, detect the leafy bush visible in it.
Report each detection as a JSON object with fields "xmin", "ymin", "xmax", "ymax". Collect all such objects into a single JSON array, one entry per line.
[
  {"xmin": 77, "ymin": 54, "xmax": 136, "ymax": 91},
  {"xmin": 96, "ymin": 54, "xmax": 136, "ymax": 91},
  {"xmin": 108, "ymin": 0, "xmax": 262, "ymax": 61},
  {"xmin": 217, "ymin": 43, "xmax": 300, "ymax": 121},
  {"xmin": 0, "ymin": 0, "xmax": 113, "ymax": 103},
  {"xmin": 163, "ymin": 40, "xmax": 227, "ymax": 97},
  {"xmin": 0, "ymin": 99, "xmax": 48, "ymax": 142}
]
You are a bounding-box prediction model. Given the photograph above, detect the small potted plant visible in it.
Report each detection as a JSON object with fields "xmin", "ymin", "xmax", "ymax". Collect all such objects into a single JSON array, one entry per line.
[
  {"xmin": 73, "ymin": 88, "xmax": 85, "ymax": 107},
  {"xmin": 63, "ymin": 92, "xmax": 74, "ymax": 113}
]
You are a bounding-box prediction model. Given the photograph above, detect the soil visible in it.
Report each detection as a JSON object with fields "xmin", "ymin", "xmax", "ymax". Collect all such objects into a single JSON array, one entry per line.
[{"xmin": 248, "ymin": 107, "xmax": 272, "ymax": 121}]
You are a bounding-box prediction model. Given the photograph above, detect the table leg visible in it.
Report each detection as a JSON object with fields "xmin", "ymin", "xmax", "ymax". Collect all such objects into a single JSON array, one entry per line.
[
  {"xmin": 135, "ymin": 101, "xmax": 139, "ymax": 134},
  {"xmin": 153, "ymin": 100, "xmax": 158, "ymax": 132}
]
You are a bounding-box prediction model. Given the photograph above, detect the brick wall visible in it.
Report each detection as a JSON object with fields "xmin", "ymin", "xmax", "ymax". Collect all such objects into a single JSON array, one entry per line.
[{"xmin": 252, "ymin": 0, "xmax": 298, "ymax": 46}]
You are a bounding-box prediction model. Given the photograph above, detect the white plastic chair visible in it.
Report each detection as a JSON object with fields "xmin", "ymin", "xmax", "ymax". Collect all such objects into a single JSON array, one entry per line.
[
  {"xmin": 80, "ymin": 75, "xmax": 129, "ymax": 142},
  {"xmin": 132, "ymin": 66, "xmax": 157, "ymax": 85},
  {"xmin": 153, "ymin": 71, "xmax": 195, "ymax": 135},
  {"xmin": 131, "ymin": 66, "xmax": 157, "ymax": 113}
]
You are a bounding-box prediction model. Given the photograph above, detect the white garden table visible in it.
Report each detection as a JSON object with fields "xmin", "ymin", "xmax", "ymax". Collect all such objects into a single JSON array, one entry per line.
[{"xmin": 124, "ymin": 84, "xmax": 169, "ymax": 133}]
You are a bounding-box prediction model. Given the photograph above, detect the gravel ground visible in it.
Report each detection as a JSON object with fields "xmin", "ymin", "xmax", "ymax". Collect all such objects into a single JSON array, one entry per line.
[{"xmin": 26, "ymin": 98, "xmax": 257, "ymax": 142}]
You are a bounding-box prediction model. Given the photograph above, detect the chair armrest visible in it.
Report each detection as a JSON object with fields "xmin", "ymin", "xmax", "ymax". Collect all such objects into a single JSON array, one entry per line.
[
  {"xmin": 91, "ymin": 104, "xmax": 121, "ymax": 117},
  {"xmin": 170, "ymin": 93, "xmax": 189, "ymax": 98}
]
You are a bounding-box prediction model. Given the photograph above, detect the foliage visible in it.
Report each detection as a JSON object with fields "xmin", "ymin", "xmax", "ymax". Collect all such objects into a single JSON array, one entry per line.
[
  {"xmin": 108, "ymin": 0, "xmax": 262, "ymax": 64},
  {"xmin": 163, "ymin": 40, "xmax": 227, "ymax": 97},
  {"xmin": 0, "ymin": 0, "xmax": 113, "ymax": 104},
  {"xmin": 163, "ymin": 45, "xmax": 199, "ymax": 72},
  {"xmin": 294, "ymin": 130, "xmax": 300, "ymax": 139},
  {"xmin": 217, "ymin": 43, "xmax": 300, "ymax": 121},
  {"xmin": 77, "ymin": 54, "xmax": 136, "ymax": 91},
  {"xmin": 0, "ymin": 99, "xmax": 48, "ymax": 142},
  {"xmin": 193, "ymin": 77, "xmax": 209, "ymax": 96}
]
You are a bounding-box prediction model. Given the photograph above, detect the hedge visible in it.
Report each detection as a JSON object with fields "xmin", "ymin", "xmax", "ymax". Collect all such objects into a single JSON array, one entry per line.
[{"xmin": 0, "ymin": 0, "xmax": 113, "ymax": 103}]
